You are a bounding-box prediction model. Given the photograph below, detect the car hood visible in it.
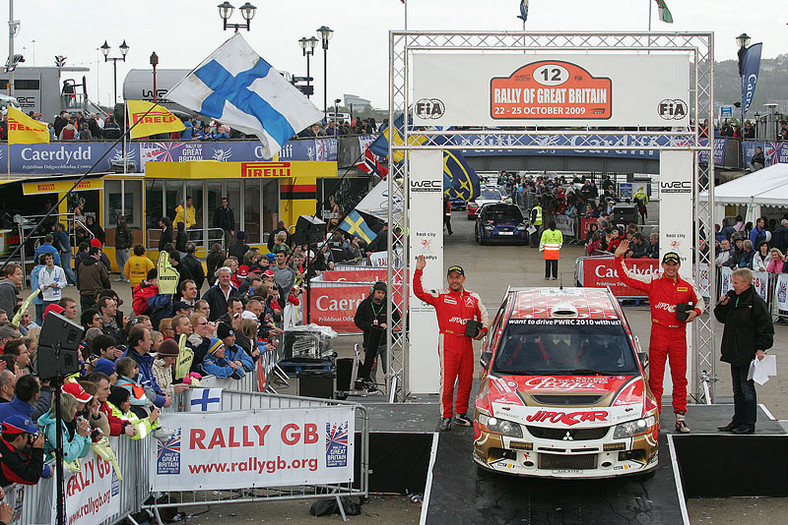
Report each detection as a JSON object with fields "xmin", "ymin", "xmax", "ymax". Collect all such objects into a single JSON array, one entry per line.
[
  {"xmin": 475, "ymin": 198, "xmax": 502, "ymax": 206},
  {"xmin": 484, "ymin": 219, "xmax": 521, "ymax": 228},
  {"xmin": 481, "ymin": 374, "xmax": 650, "ymax": 427}
]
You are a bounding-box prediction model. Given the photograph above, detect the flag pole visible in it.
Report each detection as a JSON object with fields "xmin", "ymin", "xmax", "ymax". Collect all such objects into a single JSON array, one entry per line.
[
  {"xmin": 404, "ymin": 0, "xmax": 407, "ymax": 31},
  {"xmin": 648, "ymin": 0, "xmax": 652, "ymax": 32}
]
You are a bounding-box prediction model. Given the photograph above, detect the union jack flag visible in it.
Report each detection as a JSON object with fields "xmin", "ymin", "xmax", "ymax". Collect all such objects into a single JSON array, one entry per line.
[
  {"xmin": 157, "ymin": 429, "xmax": 182, "ymax": 461},
  {"xmin": 145, "ymin": 142, "xmax": 187, "ymax": 162},
  {"xmin": 325, "ymin": 422, "xmax": 348, "ymax": 452},
  {"xmin": 765, "ymin": 143, "xmax": 778, "ymax": 166}
]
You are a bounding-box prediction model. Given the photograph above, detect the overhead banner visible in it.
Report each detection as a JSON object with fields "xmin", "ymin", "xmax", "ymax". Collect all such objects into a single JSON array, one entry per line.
[
  {"xmin": 57, "ymin": 446, "xmax": 121, "ymax": 525},
  {"xmin": 413, "ymin": 54, "xmax": 690, "ymax": 127},
  {"xmin": 152, "ymin": 408, "xmax": 355, "ymax": 491}
]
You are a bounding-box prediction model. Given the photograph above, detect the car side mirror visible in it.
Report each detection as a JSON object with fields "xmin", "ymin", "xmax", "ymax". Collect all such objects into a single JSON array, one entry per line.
[
  {"xmin": 480, "ymin": 351, "xmax": 493, "ymax": 370},
  {"xmin": 638, "ymin": 352, "xmax": 649, "ymax": 370}
]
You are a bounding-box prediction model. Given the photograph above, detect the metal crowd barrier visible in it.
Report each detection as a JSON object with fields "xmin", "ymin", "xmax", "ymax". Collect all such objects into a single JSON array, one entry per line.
[
  {"xmin": 144, "ymin": 390, "xmax": 370, "ymax": 525},
  {"xmin": 13, "ymin": 437, "xmax": 152, "ymax": 525}
]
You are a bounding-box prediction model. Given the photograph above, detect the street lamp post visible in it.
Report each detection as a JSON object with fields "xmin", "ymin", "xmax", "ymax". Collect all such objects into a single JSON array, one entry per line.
[
  {"xmin": 736, "ymin": 33, "xmax": 752, "ymax": 124},
  {"xmin": 100, "ymin": 39, "xmax": 129, "ymax": 104},
  {"xmin": 334, "ymin": 98, "xmax": 341, "ymax": 125},
  {"xmin": 218, "ymin": 2, "xmax": 257, "ymax": 32},
  {"xmin": 150, "ymin": 52, "xmax": 159, "ymax": 103},
  {"xmin": 298, "ymin": 36, "xmax": 318, "ymax": 98},
  {"xmin": 317, "ymin": 25, "xmax": 334, "ymax": 122}
]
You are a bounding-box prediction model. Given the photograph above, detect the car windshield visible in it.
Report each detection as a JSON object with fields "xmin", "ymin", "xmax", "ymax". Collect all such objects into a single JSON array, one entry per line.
[
  {"xmin": 492, "ymin": 318, "xmax": 638, "ymax": 376},
  {"xmin": 483, "ymin": 206, "xmax": 522, "ymax": 221},
  {"xmin": 480, "ymin": 190, "xmax": 503, "ymax": 200}
]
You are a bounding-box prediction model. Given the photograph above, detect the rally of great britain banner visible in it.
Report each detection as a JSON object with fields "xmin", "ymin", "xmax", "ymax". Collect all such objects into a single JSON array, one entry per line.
[
  {"xmin": 579, "ymin": 257, "xmax": 660, "ymax": 298},
  {"xmin": 152, "ymin": 408, "xmax": 355, "ymax": 491},
  {"xmin": 57, "ymin": 445, "xmax": 121, "ymax": 525},
  {"xmin": 742, "ymin": 140, "xmax": 788, "ymax": 168}
]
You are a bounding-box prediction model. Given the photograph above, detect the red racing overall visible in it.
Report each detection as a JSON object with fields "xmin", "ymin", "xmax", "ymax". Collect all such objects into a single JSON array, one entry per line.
[
  {"xmin": 614, "ymin": 256, "xmax": 704, "ymax": 414},
  {"xmin": 413, "ymin": 269, "xmax": 490, "ymax": 418}
]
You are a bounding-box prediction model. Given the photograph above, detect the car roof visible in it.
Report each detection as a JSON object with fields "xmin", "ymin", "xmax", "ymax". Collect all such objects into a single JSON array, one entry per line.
[{"xmin": 505, "ymin": 287, "xmax": 621, "ymax": 320}]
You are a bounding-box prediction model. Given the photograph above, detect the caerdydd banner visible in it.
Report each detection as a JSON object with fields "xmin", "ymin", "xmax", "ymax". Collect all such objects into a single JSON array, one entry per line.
[
  {"xmin": 413, "ymin": 54, "xmax": 689, "ymax": 128},
  {"xmin": 151, "ymin": 408, "xmax": 355, "ymax": 491},
  {"xmin": 56, "ymin": 445, "xmax": 121, "ymax": 525}
]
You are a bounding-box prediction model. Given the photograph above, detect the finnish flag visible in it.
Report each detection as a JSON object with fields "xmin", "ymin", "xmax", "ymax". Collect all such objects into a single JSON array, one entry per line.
[
  {"xmin": 166, "ymin": 34, "xmax": 323, "ymax": 159},
  {"xmin": 189, "ymin": 387, "xmax": 224, "ymax": 412}
]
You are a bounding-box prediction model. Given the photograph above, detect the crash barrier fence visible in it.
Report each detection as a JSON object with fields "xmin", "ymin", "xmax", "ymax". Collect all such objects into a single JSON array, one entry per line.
[{"xmin": 144, "ymin": 390, "xmax": 369, "ymax": 525}]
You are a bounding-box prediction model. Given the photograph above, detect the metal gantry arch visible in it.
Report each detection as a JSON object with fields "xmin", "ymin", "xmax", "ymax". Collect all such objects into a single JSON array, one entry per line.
[{"xmin": 386, "ymin": 31, "xmax": 715, "ymax": 403}]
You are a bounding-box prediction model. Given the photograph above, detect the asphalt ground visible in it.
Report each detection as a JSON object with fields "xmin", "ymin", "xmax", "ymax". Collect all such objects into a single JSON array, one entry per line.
[{"xmin": 29, "ymin": 212, "xmax": 788, "ymax": 524}]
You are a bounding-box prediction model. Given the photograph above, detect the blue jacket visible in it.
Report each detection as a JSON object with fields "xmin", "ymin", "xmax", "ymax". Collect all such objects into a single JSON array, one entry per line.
[
  {"xmin": 180, "ymin": 121, "xmax": 194, "ymax": 139},
  {"xmin": 201, "ymin": 353, "xmax": 243, "ymax": 379},
  {"xmin": 33, "ymin": 243, "xmax": 61, "ymax": 266},
  {"xmin": 0, "ymin": 397, "xmax": 33, "ymax": 423},
  {"xmin": 123, "ymin": 348, "xmax": 166, "ymax": 408},
  {"xmin": 29, "ymin": 264, "xmax": 44, "ymax": 306},
  {"xmin": 226, "ymin": 343, "xmax": 254, "ymax": 372},
  {"xmin": 37, "ymin": 411, "xmax": 91, "ymax": 463},
  {"xmin": 53, "ymin": 230, "xmax": 71, "ymax": 254}
]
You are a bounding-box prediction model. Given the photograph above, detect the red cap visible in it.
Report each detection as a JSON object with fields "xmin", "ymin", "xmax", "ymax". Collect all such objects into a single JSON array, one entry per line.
[
  {"xmin": 43, "ymin": 303, "xmax": 65, "ymax": 320},
  {"xmin": 238, "ymin": 265, "xmax": 249, "ymax": 277},
  {"xmin": 62, "ymin": 382, "xmax": 93, "ymax": 403},
  {"xmin": 90, "ymin": 238, "xmax": 102, "ymax": 248},
  {"xmin": 263, "ymin": 270, "xmax": 275, "ymax": 278}
]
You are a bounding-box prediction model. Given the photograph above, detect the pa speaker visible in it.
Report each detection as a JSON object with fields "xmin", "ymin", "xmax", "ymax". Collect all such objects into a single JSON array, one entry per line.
[
  {"xmin": 294, "ymin": 214, "xmax": 325, "ymax": 245},
  {"xmin": 37, "ymin": 312, "xmax": 84, "ymax": 381}
]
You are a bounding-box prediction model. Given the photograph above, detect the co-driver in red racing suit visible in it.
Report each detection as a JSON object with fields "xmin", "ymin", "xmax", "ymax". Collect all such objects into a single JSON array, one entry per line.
[
  {"xmin": 413, "ymin": 257, "xmax": 490, "ymax": 430},
  {"xmin": 614, "ymin": 244, "xmax": 704, "ymax": 432}
]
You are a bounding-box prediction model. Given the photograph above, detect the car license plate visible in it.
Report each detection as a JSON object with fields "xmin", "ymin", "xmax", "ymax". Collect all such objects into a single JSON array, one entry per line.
[{"xmin": 498, "ymin": 231, "xmax": 513, "ymax": 235}]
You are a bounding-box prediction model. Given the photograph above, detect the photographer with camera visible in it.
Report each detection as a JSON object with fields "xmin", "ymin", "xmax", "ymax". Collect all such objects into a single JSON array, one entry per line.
[{"xmin": 0, "ymin": 414, "xmax": 50, "ymax": 486}]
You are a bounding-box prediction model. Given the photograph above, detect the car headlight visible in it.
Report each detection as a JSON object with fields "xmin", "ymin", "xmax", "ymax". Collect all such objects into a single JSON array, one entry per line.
[
  {"xmin": 613, "ymin": 415, "xmax": 657, "ymax": 439},
  {"xmin": 516, "ymin": 223, "xmax": 527, "ymax": 231},
  {"xmin": 484, "ymin": 224, "xmax": 495, "ymax": 231},
  {"xmin": 478, "ymin": 413, "xmax": 523, "ymax": 438}
]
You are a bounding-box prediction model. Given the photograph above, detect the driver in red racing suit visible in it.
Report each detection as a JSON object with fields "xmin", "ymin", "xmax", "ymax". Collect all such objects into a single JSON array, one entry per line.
[
  {"xmin": 413, "ymin": 255, "xmax": 490, "ymax": 432},
  {"xmin": 614, "ymin": 241, "xmax": 704, "ymax": 433}
]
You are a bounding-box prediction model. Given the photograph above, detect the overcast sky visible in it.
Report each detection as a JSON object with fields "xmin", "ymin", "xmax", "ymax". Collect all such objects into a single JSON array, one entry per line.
[{"xmin": 11, "ymin": 0, "xmax": 788, "ymax": 110}]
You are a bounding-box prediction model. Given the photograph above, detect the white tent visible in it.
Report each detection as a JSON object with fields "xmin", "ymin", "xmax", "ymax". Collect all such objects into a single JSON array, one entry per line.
[{"xmin": 700, "ymin": 164, "xmax": 788, "ymax": 223}]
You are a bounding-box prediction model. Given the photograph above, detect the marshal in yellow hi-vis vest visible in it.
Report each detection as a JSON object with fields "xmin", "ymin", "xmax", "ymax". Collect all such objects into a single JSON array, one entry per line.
[
  {"xmin": 127, "ymin": 100, "xmax": 185, "ymax": 139},
  {"xmin": 8, "ymin": 107, "xmax": 50, "ymax": 144}
]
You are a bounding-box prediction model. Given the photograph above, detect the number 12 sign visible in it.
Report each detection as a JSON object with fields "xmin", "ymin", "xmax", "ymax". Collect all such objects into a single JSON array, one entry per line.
[{"xmin": 490, "ymin": 61, "xmax": 612, "ymax": 120}]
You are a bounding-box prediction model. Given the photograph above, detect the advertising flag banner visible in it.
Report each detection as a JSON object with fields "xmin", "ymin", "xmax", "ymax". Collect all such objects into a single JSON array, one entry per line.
[
  {"xmin": 741, "ymin": 43, "xmax": 763, "ymax": 118},
  {"xmin": 127, "ymin": 100, "xmax": 186, "ymax": 139},
  {"xmin": 413, "ymin": 54, "xmax": 689, "ymax": 128},
  {"xmin": 659, "ymin": 151, "xmax": 694, "ymax": 276},
  {"xmin": 55, "ymin": 446, "xmax": 121, "ymax": 525},
  {"xmin": 151, "ymin": 408, "xmax": 355, "ymax": 491},
  {"xmin": 8, "ymin": 107, "xmax": 49, "ymax": 144},
  {"xmin": 775, "ymin": 274, "xmax": 788, "ymax": 314},
  {"xmin": 752, "ymin": 270, "xmax": 769, "ymax": 302}
]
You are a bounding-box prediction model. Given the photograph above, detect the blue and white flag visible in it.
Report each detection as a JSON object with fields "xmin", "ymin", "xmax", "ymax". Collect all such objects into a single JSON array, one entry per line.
[
  {"xmin": 166, "ymin": 34, "xmax": 323, "ymax": 159},
  {"xmin": 741, "ymin": 43, "xmax": 763, "ymax": 118},
  {"xmin": 189, "ymin": 387, "xmax": 223, "ymax": 412},
  {"xmin": 517, "ymin": 0, "xmax": 528, "ymax": 22}
]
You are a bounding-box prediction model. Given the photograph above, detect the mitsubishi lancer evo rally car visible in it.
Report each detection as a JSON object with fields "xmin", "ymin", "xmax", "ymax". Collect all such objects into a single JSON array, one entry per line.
[{"xmin": 473, "ymin": 287, "xmax": 658, "ymax": 478}]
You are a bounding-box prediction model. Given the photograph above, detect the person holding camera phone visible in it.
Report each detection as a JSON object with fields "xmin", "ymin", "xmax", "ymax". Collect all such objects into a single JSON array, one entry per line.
[
  {"xmin": 413, "ymin": 255, "xmax": 490, "ymax": 431},
  {"xmin": 614, "ymin": 241, "xmax": 704, "ymax": 433},
  {"xmin": 0, "ymin": 414, "xmax": 50, "ymax": 487}
]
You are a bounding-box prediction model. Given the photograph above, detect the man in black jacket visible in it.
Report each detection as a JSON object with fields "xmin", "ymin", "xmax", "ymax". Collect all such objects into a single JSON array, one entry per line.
[
  {"xmin": 714, "ymin": 268, "xmax": 774, "ymax": 434},
  {"xmin": 181, "ymin": 243, "xmax": 206, "ymax": 290},
  {"xmin": 214, "ymin": 197, "xmax": 236, "ymax": 244},
  {"xmin": 353, "ymin": 281, "xmax": 401, "ymax": 389},
  {"xmin": 202, "ymin": 267, "xmax": 240, "ymax": 321}
]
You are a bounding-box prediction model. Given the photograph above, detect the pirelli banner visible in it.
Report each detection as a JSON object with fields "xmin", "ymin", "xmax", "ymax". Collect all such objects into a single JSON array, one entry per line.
[
  {"xmin": 145, "ymin": 160, "xmax": 337, "ymax": 180},
  {"xmin": 412, "ymin": 54, "xmax": 690, "ymax": 127}
]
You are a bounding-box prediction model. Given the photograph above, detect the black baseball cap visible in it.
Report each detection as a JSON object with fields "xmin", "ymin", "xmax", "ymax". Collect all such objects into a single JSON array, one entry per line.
[
  {"xmin": 447, "ymin": 265, "xmax": 465, "ymax": 276},
  {"xmin": 662, "ymin": 252, "xmax": 681, "ymax": 265}
]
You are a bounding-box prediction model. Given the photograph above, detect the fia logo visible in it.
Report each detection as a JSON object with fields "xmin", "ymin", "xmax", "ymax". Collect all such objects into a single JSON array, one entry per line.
[
  {"xmin": 658, "ymin": 99, "xmax": 688, "ymax": 120},
  {"xmin": 416, "ymin": 98, "xmax": 445, "ymax": 119}
]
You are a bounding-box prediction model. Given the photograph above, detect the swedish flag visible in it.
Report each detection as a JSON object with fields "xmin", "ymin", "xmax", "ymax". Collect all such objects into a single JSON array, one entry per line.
[
  {"xmin": 443, "ymin": 150, "xmax": 480, "ymax": 202},
  {"xmin": 339, "ymin": 210, "xmax": 378, "ymax": 245},
  {"xmin": 368, "ymin": 114, "xmax": 428, "ymax": 164}
]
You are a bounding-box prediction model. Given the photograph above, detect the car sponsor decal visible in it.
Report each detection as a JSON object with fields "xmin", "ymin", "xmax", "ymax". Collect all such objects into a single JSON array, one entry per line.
[{"xmin": 524, "ymin": 410, "xmax": 608, "ymax": 425}]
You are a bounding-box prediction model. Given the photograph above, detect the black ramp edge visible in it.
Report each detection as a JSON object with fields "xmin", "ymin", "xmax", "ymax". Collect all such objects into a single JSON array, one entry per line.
[
  {"xmin": 424, "ymin": 429, "xmax": 684, "ymax": 525},
  {"xmin": 672, "ymin": 434, "xmax": 788, "ymax": 498}
]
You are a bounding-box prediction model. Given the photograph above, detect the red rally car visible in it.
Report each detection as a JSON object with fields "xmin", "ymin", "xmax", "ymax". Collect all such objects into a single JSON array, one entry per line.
[{"xmin": 473, "ymin": 287, "xmax": 659, "ymax": 478}]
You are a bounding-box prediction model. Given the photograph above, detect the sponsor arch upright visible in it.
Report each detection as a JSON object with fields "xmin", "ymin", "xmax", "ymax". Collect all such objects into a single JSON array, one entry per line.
[{"xmin": 386, "ymin": 32, "xmax": 716, "ymax": 403}]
